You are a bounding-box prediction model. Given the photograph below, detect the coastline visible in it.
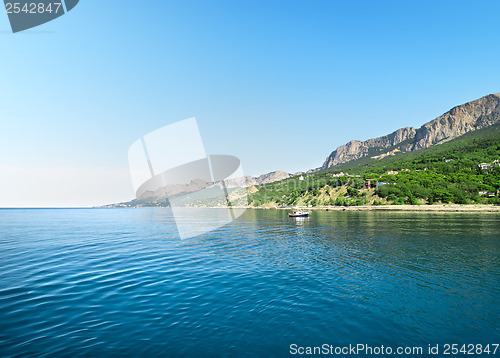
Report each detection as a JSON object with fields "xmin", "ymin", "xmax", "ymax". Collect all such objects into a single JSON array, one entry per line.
[{"xmin": 242, "ymin": 204, "xmax": 500, "ymax": 212}]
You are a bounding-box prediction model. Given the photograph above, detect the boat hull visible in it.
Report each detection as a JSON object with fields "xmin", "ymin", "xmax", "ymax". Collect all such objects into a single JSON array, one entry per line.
[{"xmin": 288, "ymin": 213, "xmax": 309, "ymax": 217}]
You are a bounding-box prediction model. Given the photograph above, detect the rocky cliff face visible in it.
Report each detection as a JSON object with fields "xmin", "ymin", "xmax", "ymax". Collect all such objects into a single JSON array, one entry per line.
[
  {"xmin": 322, "ymin": 93, "xmax": 500, "ymax": 169},
  {"xmin": 410, "ymin": 93, "xmax": 500, "ymax": 150},
  {"xmin": 255, "ymin": 170, "xmax": 290, "ymax": 185},
  {"xmin": 322, "ymin": 127, "xmax": 416, "ymax": 168}
]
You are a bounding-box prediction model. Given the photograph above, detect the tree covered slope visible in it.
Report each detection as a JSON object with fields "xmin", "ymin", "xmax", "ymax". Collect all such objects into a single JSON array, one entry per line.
[{"xmin": 249, "ymin": 123, "xmax": 500, "ymax": 206}]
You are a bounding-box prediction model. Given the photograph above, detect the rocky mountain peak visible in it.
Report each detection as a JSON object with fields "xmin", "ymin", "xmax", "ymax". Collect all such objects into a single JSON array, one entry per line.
[
  {"xmin": 322, "ymin": 93, "xmax": 500, "ymax": 169},
  {"xmin": 411, "ymin": 93, "xmax": 500, "ymax": 150},
  {"xmin": 322, "ymin": 127, "xmax": 416, "ymax": 168}
]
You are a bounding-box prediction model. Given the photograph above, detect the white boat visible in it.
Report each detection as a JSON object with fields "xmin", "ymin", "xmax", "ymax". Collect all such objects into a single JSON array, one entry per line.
[{"xmin": 288, "ymin": 210, "xmax": 309, "ymax": 218}]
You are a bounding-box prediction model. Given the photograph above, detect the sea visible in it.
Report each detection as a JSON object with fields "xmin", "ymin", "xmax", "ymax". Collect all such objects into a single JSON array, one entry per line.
[{"xmin": 0, "ymin": 208, "xmax": 499, "ymax": 357}]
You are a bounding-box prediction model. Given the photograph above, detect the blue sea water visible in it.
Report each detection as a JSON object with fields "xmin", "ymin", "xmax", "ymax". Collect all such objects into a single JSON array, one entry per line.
[{"xmin": 0, "ymin": 208, "xmax": 499, "ymax": 357}]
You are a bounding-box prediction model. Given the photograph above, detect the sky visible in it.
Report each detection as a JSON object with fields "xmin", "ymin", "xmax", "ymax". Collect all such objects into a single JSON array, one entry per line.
[{"xmin": 1, "ymin": 0, "xmax": 500, "ymax": 207}]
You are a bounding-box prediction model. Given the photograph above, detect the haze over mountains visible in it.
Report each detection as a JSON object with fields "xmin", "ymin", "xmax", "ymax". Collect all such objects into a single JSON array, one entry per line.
[
  {"xmin": 322, "ymin": 93, "xmax": 500, "ymax": 169},
  {"xmin": 130, "ymin": 170, "xmax": 291, "ymax": 205}
]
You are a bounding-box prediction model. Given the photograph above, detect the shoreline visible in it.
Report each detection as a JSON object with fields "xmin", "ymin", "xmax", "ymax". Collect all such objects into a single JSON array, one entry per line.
[
  {"xmin": 102, "ymin": 204, "xmax": 500, "ymax": 212},
  {"xmin": 242, "ymin": 204, "xmax": 500, "ymax": 212}
]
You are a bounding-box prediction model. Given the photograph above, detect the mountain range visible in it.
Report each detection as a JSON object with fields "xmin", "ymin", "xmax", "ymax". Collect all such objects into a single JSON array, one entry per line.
[
  {"xmin": 321, "ymin": 93, "xmax": 500, "ymax": 169},
  {"xmin": 113, "ymin": 170, "xmax": 291, "ymax": 207},
  {"xmin": 107, "ymin": 93, "xmax": 500, "ymax": 207}
]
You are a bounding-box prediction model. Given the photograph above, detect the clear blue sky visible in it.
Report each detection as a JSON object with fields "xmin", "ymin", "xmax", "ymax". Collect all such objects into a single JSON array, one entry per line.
[{"xmin": 1, "ymin": 0, "xmax": 500, "ymax": 206}]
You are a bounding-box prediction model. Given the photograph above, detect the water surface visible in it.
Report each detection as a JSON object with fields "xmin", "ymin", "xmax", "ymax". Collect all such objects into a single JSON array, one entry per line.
[{"xmin": 0, "ymin": 209, "xmax": 498, "ymax": 357}]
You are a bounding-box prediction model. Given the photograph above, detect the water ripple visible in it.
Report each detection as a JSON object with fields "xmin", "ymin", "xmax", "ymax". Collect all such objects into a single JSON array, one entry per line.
[{"xmin": 0, "ymin": 209, "xmax": 498, "ymax": 357}]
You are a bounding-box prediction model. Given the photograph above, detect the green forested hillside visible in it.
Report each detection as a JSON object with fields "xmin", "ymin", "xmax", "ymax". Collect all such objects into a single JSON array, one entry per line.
[{"xmin": 249, "ymin": 123, "xmax": 500, "ymax": 206}]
